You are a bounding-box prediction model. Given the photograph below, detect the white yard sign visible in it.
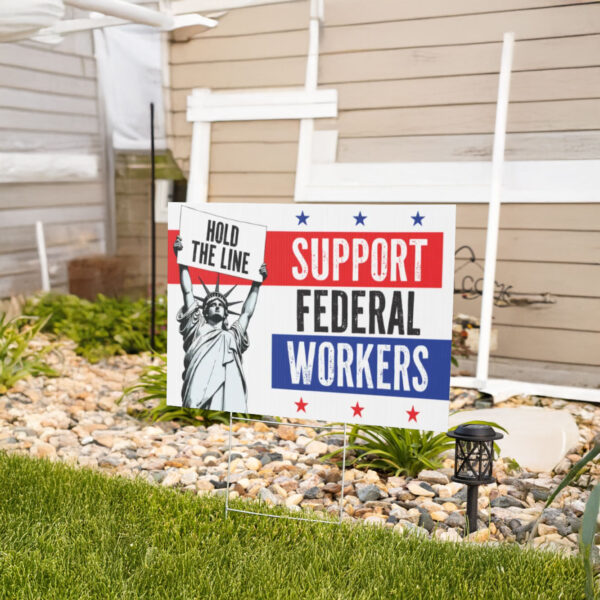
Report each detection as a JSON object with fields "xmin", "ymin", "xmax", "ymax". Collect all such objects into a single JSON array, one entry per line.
[{"xmin": 167, "ymin": 203, "xmax": 455, "ymax": 431}]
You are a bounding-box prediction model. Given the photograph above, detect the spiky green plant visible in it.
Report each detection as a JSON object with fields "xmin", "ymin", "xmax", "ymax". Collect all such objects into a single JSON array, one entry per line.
[
  {"xmin": 323, "ymin": 425, "xmax": 455, "ymax": 477},
  {"xmin": 120, "ymin": 354, "xmax": 241, "ymax": 426},
  {"xmin": 322, "ymin": 420, "xmax": 507, "ymax": 478},
  {"xmin": 528, "ymin": 434, "xmax": 600, "ymax": 599},
  {"xmin": 0, "ymin": 313, "xmax": 57, "ymax": 393}
]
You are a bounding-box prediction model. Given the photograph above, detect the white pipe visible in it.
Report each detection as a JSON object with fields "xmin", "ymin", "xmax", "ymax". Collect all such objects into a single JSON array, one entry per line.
[
  {"xmin": 35, "ymin": 221, "xmax": 51, "ymax": 293},
  {"xmin": 294, "ymin": 0, "xmax": 322, "ymax": 201},
  {"xmin": 475, "ymin": 32, "xmax": 515, "ymax": 384},
  {"xmin": 187, "ymin": 89, "xmax": 213, "ymax": 203},
  {"xmin": 64, "ymin": 0, "xmax": 174, "ymax": 29}
]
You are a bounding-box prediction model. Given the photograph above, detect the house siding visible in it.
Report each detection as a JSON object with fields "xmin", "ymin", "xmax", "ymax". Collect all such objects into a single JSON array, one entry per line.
[
  {"xmin": 168, "ymin": 0, "xmax": 600, "ymax": 381},
  {"xmin": 0, "ymin": 22, "xmax": 108, "ymax": 298}
]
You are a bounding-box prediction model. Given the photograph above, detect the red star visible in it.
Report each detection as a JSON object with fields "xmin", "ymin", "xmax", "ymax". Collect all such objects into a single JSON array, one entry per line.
[
  {"xmin": 351, "ymin": 402, "xmax": 364, "ymax": 417},
  {"xmin": 295, "ymin": 398, "xmax": 308, "ymax": 413},
  {"xmin": 407, "ymin": 405, "xmax": 419, "ymax": 422}
]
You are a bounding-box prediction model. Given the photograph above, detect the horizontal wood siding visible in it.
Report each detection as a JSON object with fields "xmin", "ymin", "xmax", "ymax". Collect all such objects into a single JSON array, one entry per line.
[
  {"xmin": 167, "ymin": 0, "xmax": 600, "ymax": 379},
  {"xmin": 0, "ymin": 22, "xmax": 107, "ymax": 299},
  {"xmin": 115, "ymin": 154, "xmax": 168, "ymax": 297}
]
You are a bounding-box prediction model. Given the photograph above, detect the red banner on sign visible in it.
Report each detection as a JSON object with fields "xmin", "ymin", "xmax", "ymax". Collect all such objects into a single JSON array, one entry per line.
[{"xmin": 168, "ymin": 230, "xmax": 443, "ymax": 288}]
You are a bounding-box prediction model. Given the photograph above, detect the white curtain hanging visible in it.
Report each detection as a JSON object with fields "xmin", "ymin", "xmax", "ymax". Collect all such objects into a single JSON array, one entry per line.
[{"xmin": 0, "ymin": 0, "xmax": 65, "ymax": 42}]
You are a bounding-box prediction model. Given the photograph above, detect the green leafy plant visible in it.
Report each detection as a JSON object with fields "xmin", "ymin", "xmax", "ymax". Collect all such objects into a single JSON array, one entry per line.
[
  {"xmin": 120, "ymin": 354, "xmax": 242, "ymax": 426},
  {"xmin": 529, "ymin": 434, "xmax": 600, "ymax": 599},
  {"xmin": 24, "ymin": 293, "xmax": 167, "ymax": 363},
  {"xmin": 323, "ymin": 425, "xmax": 455, "ymax": 477},
  {"xmin": 323, "ymin": 420, "xmax": 507, "ymax": 477},
  {"xmin": 0, "ymin": 313, "xmax": 57, "ymax": 393}
]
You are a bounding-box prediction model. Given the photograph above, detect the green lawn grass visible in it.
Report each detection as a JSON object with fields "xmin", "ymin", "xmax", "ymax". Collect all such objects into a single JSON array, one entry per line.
[{"xmin": 0, "ymin": 453, "xmax": 586, "ymax": 600}]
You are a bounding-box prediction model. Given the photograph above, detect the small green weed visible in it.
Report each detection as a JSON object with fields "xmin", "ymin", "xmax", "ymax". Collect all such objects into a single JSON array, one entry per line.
[
  {"xmin": 0, "ymin": 313, "xmax": 57, "ymax": 393},
  {"xmin": 24, "ymin": 293, "xmax": 166, "ymax": 363}
]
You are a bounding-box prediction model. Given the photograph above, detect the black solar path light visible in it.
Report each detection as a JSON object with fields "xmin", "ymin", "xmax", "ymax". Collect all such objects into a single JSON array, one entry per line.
[{"xmin": 447, "ymin": 424, "xmax": 504, "ymax": 534}]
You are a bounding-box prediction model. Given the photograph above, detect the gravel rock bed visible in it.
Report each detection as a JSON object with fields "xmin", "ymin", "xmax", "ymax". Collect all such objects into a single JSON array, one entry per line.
[{"xmin": 1, "ymin": 337, "xmax": 599, "ymax": 554}]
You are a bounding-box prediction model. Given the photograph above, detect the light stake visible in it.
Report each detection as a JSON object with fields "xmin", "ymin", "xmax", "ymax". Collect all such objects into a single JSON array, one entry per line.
[{"xmin": 447, "ymin": 424, "xmax": 503, "ymax": 534}]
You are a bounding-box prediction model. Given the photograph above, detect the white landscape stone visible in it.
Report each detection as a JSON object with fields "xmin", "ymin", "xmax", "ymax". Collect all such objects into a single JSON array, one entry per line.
[{"xmin": 449, "ymin": 406, "xmax": 579, "ymax": 472}]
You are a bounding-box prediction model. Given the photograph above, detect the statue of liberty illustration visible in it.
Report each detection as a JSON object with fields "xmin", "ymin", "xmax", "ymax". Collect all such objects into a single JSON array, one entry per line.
[{"xmin": 173, "ymin": 235, "xmax": 267, "ymax": 410}]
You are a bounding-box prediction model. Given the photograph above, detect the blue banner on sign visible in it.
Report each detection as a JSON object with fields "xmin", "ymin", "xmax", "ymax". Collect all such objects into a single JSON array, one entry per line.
[{"xmin": 271, "ymin": 334, "xmax": 451, "ymax": 401}]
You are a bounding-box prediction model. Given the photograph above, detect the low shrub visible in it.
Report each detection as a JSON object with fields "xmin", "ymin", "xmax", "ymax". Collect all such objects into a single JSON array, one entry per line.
[
  {"xmin": 24, "ymin": 293, "xmax": 167, "ymax": 363},
  {"xmin": 0, "ymin": 313, "xmax": 57, "ymax": 393}
]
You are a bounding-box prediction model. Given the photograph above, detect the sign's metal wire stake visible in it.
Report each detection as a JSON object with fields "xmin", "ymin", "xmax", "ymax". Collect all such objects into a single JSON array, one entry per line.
[
  {"xmin": 225, "ymin": 411, "xmax": 233, "ymax": 519},
  {"xmin": 224, "ymin": 416, "xmax": 350, "ymax": 525},
  {"xmin": 338, "ymin": 422, "xmax": 348, "ymax": 524}
]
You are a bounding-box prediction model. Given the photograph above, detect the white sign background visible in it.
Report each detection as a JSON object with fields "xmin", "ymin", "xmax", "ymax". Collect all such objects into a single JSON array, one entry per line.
[{"xmin": 167, "ymin": 203, "xmax": 455, "ymax": 432}]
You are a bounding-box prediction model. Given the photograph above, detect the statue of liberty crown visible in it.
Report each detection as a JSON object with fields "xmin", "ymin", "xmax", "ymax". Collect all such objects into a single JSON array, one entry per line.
[{"xmin": 195, "ymin": 273, "xmax": 242, "ymax": 316}]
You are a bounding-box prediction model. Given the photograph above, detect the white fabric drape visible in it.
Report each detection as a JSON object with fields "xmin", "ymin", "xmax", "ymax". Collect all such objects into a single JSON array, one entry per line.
[
  {"xmin": 94, "ymin": 23, "xmax": 166, "ymax": 150},
  {"xmin": 0, "ymin": 0, "xmax": 64, "ymax": 42}
]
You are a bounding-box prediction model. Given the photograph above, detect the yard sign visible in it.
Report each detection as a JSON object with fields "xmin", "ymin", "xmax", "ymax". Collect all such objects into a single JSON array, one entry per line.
[{"xmin": 167, "ymin": 203, "xmax": 455, "ymax": 431}]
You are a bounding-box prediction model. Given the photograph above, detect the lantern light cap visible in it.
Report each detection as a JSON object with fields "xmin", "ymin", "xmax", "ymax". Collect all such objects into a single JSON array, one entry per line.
[{"xmin": 447, "ymin": 423, "xmax": 503, "ymax": 441}]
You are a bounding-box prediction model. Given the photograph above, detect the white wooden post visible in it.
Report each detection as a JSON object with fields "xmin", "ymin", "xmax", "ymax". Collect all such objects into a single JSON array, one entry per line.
[
  {"xmin": 186, "ymin": 89, "xmax": 211, "ymax": 203},
  {"xmin": 35, "ymin": 221, "xmax": 51, "ymax": 292},
  {"xmin": 294, "ymin": 0, "xmax": 322, "ymax": 201},
  {"xmin": 475, "ymin": 32, "xmax": 515, "ymax": 384}
]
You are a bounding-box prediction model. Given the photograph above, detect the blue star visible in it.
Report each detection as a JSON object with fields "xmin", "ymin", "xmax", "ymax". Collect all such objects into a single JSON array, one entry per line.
[
  {"xmin": 296, "ymin": 211, "xmax": 309, "ymax": 225},
  {"xmin": 353, "ymin": 211, "xmax": 367, "ymax": 226},
  {"xmin": 411, "ymin": 211, "xmax": 424, "ymax": 226}
]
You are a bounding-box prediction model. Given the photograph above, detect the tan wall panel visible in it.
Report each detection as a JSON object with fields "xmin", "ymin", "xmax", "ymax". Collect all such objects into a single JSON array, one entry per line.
[
  {"xmin": 208, "ymin": 173, "xmax": 295, "ymax": 196},
  {"xmin": 170, "ymin": 56, "xmax": 305, "ymax": 90},
  {"xmin": 168, "ymin": 135, "xmax": 190, "ymax": 160},
  {"xmin": 455, "ymin": 228, "xmax": 599, "ymax": 264},
  {"xmin": 210, "ymin": 142, "xmax": 298, "ymax": 172},
  {"xmin": 325, "ymin": 0, "xmax": 575, "ymax": 26},
  {"xmin": 199, "ymin": 0, "xmax": 309, "ymax": 38},
  {"xmin": 171, "ymin": 29, "xmax": 308, "ymax": 64},
  {"xmin": 116, "ymin": 196, "xmax": 153, "ymax": 224},
  {"xmin": 493, "ymin": 325, "xmax": 600, "ymax": 365},
  {"xmin": 456, "ymin": 204, "xmax": 600, "ymax": 231},
  {"xmin": 320, "ymin": 4, "xmax": 600, "ymax": 54},
  {"xmin": 118, "ymin": 222, "xmax": 169, "ymax": 238},
  {"xmin": 317, "ymin": 99, "xmax": 600, "ymax": 138},
  {"xmin": 453, "ymin": 295, "xmax": 600, "ymax": 332},
  {"xmin": 173, "ymin": 115, "xmax": 301, "ymax": 140},
  {"xmin": 171, "ymin": 90, "xmax": 190, "ymax": 113},
  {"xmin": 334, "ymin": 68, "xmax": 600, "ymax": 110},
  {"xmin": 337, "ymin": 131, "xmax": 600, "ymax": 162},
  {"xmin": 454, "ymin": 260, "xmax": 600, "ymax": 298},
  {"xmin": 319, "ymin": 35, "xmax": 600, "ymax": 84}
]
